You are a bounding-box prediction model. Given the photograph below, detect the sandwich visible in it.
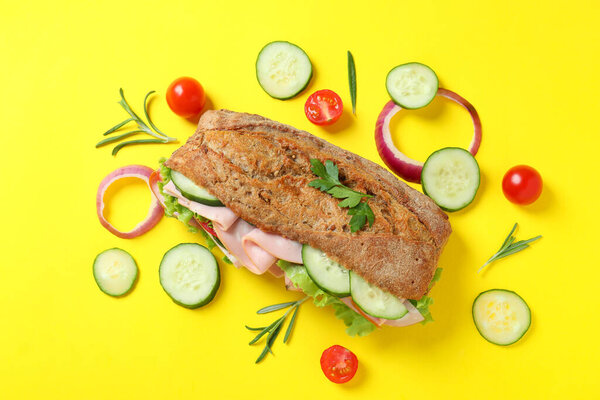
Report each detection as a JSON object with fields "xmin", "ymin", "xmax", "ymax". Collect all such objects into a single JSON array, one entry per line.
[{"xmin": 154, "ymin": 109, "xmax": 451, "ymax": 336}]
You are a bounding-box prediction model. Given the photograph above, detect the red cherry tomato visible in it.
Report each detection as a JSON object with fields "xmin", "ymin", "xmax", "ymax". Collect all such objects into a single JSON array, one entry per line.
[
  {"xmin": 166, "ymin": 77, "xmax": 206, "ymax": 118},
  {"xmin": 502, "ymin": 165, "xmax": 543, "ymax": 205},
  {"xmin": 320, "ymin": 345, "xmax": 358, "ymax": 384},
  {"xmin": 304, "ymin": 90, "xmax": 343, "ymax": 126}
]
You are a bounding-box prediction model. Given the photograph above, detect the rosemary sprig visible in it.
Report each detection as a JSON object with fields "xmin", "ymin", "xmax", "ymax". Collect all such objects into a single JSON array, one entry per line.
[
  {"xmin": 347, "ymin": 51, "xmax": 357, "ymax": 115},
  {"xmin": 308, "ymin": 159, "xmax": 374, "ymax": 232},
  {"xmin": 246, "ymin": 297, "xmax": 308, "ymax": 363},
  {"xmin": 96, "ymin": 88, "xmax": 177, "ymax": 155},
  {"xmin": 478, "ymin": 223, "xmax": 542, "ymax": 273}
]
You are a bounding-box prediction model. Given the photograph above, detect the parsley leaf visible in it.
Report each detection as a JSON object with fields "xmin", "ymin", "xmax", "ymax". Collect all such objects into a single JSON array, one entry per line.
[
  {"xmin": 308, "ymin": 159, "xmax": 375, "ymax": 232},
  {"xmin": 348, "ymin": 202, "xmax": 375, "ymax": 232}
]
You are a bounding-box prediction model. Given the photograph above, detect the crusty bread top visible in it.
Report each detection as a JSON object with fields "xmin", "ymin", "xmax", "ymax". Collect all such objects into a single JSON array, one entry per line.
[{"xmin": 166, "ymin": 110, "xmax": 451, "ymax": 299}]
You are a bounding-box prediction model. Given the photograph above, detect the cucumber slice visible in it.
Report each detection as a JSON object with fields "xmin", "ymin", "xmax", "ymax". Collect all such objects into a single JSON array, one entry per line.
[
  {"xmin": 386, "ymin": 62, "xmax": 438, "ymax": 109},
  {"xmin": 171, "ymin": 170, "xmax": 224, "ymax": 207},
  {"xmin": 421, "ymin": 147, "xmax": 480, "ymax": 212},
  {"xmin": 256, "ymin": 41, "xmax": 312, "ymax": 100},
  {"xmin": 350, "ymin": 272, "xmax": 408, "ymax": 319},
  {"xmin": 159, "ymin": 243, "xmax": 220, "ymax": 309},
  {"xmin": 473, "ymin": 289, "xmax": 531, "ymax": 346},
  {"xmin": 302, "ymin": 245, "xmax": 350, "ymax": 297},
  {"xmin": 93, "ymin": 248, "xmax": 138, "ymax": 297}
]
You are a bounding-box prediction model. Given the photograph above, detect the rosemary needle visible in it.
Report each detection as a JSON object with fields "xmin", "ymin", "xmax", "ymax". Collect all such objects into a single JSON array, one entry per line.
[
  {"xmin": 246, "ymin": 296, "xmax": 308, "ymax": 363},
  {"xmin": 478, "ymin": 223, "xmax": 542, "ymax": 273}
]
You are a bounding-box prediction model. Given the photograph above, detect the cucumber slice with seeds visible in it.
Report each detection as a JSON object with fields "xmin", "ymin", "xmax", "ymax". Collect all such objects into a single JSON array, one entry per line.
[
  {"xmin": 171, "ymin": 170, "xmax": 224, "ymax": 207},
  {"xmin": 302, "ymin": 244, "xmax": 350, "ymax": 297},
  {"xmin": 93, "ymin": 248, "xmax": 138, "ymax": 297},
  {"xmin": 386, "ymin": 62, "xmax": 438, "ymax": 109},
  {"xmin": 473, "ymin": 289, "xmax": 531, "ymax": 346},
  {"xmin": 159, "ymin": 243, "xmax": 220, "ymax": 309},
  {"xmin": 350, "ymin": 272, "xmax": 408, "ymax": 320},
  {"xmin": 421, "ymin": 147, "xmax": 480, "ymax": 212},
  {"xmin": 256, "ymin": 41, "xmax": 313, "ymax": 100}
]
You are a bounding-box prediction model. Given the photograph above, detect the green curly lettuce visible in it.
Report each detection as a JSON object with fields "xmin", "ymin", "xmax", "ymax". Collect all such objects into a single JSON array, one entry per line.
[
  {"xmin": 409, "ymin": 268, "xmax": 443, "ymax": 325},
  {"xmin": 277, "ymin": 260, "xmax": 376, "ymax": 336},
  {"xmin": 158, "ymin": 158, "xmax": 204, "ymax": 232}
]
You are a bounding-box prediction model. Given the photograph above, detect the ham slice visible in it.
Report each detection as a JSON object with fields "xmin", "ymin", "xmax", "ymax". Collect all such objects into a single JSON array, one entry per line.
[
  {"xmin": 214, "ymin": 219, "xmax": 276, "ymax": 275},
  {"xmin": 162, "ymin": 181, "xmax": 238, "ymax": 230},
  {"xmin": 241, "ymin": 229, "xmax": 303, "ymax": 264},
  {"xmin": 381, "ymin": 300, "xmax": 424, "ymax": 327},
  {"xmin": 267, "ymin": 264, "xmax": 285, "ymax": 278}
]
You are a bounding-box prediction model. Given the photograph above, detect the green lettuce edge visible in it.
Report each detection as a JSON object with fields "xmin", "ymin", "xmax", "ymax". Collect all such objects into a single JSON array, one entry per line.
[{"xmin": 277, "ymin": 260, "xmax": 376, "ymax": 337}]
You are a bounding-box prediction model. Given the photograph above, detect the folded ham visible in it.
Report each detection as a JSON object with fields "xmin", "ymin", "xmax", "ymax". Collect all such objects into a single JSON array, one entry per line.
[{"xmin": 163, "ymin": 180, "xmax": 302, "ymax": 276}]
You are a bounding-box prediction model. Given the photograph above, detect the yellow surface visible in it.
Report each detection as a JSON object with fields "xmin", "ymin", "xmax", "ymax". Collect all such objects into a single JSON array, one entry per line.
[{"xmin": 1, "ymin": 1, "xmax": 599, "ymax": 398}]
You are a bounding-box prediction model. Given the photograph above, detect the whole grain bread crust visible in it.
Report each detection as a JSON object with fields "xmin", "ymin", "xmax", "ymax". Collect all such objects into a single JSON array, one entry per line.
[{"xmin": 165, "ymin": 110, "xmax": 451, "ymax": 299}]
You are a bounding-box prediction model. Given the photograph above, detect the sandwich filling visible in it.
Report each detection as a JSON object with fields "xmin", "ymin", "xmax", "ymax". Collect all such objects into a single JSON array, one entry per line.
[{"xmin": 157, "ymin": 160, "xmax": 440, "ymax": 335}]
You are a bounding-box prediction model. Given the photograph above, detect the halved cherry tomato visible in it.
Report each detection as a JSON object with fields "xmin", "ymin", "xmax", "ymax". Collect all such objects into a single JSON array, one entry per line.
[
  {"xmin": 502, "ymin": 165, "xmax": 543, "ymax": 205},
  {"xmin": 166, "ymin": 77, "xmax": 206, "ymax": 118},
  {"xmin": 304, "ymin": 89, "xmax": 343, "ymax": 126},
  {"xmin": 320, "ymin": 345, "xmax": 358, "ymax": 384}
]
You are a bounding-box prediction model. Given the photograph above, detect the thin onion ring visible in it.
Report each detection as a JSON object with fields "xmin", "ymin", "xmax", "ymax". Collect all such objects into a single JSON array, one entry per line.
[
  {"xmin": 96, "ymin": 165, "xmax": 163, "ymax": 238},
  {"xmin": 375, "ymin": 88, "xmax": 482, "ymax": 183}
]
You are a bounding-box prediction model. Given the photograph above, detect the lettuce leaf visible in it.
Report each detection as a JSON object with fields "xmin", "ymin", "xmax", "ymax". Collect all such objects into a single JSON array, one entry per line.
[
  {"xmin": 409, "ymin": 268, "xmax": 443, "ymax": 325},
  {"xmin": 277, "ymin": 260, "xmax": 376, "ymax": 336},
  {"xmin": 199, "ymin": 228, "xmax": 217, "ymax": 250},
  {"xmin": 158, "ymin": 158, "xmax": 200, "ymax": 232}
]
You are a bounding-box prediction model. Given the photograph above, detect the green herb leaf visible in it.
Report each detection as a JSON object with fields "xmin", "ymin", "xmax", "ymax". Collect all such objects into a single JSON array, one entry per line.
[
  {"xmin": 308, "ymin": 159, "xmax": 375, "ymax": 232},
  {"xmin": 118, "ymin": 88, "xmax": 151, "ymax": 133},
  {"xmin": 249, "ymin": 317, "xmax": 283, "ymax": 345},
  {"xmin": 255, "ymin": 345, "xmax": 270, "ymax": 364},
  {"xmin": 246, "ymin": 296, "xmax": 308, "ymax": 363},
  {"xmin": 324, "ymin": 160, "xmax": 339, "ymax": 183},
  {"xmin": 96, "ymin": 130, "xmax": 145, "ymax": 147},
  {"xmin": 309, "ymin": 158, "xmax": 328, "ymax": 179},
  {"xmin": 308, "ymin": 179, "xmax": 337, "ymax": 192},
  {"xmin": 98, "ymin": 89, "xmax": 177, "ymax": 156},
  {"xmin": 245, "ymin": 325, "xmax": 266, "ymax": 331},
  {"xmin": 478, "ymin": 223, "xmax": 542, "ymax": 273},
  {"xmin": 111, "ymin": 138, "xmax": 166, "ymax": 156},
  {"xmin": 257, "ymin": 301, "xmax": 297, "ymax": 314},
  {"xmin": 102, "ymin": 118, "xmax": 134, "ymax": 136},
  {"xmin": 347, "ymin": 51, "xmax": 357, "ymax": 115},
  {"xmin": 283, "ymin": 306, "xmax": 299, "ymax": 344},
  {"xmin": 143, "ymin": 91, "xmax": 167, "ymax": 137},
  {"xmin": 348, "ymin": 202, "xmax": 375, "ymax": 232}
]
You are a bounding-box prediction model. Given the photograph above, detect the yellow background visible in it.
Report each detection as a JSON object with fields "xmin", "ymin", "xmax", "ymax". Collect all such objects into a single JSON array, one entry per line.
[{"xmin": 1, "ymin": 1, "xmax": 599, "ymax": 398}]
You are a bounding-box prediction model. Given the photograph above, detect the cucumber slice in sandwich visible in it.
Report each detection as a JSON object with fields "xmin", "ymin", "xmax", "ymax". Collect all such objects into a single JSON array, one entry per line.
[
  {"xmin": 93, "ymin": 248, "xmax": 138, "ymax": 297},
  {"xmin": 302, "ymin": 245, "xmax": 350, "ymax": 297},
  {"xmin": 472, "ymin": 289, "xmax": 531, "ymax": 346},
  {"xmin": 159, "ymin": 243, "xmax": 220, "ymax": 309},
  {"xmin": 350, "ymin": 272, "xmax": 408, "ymax": 320},
  {"xmin": 386, "ymin": 62, "xmax": 438, "ymax": 109},
  {"xmin": 421, "ymin": 147, "xmax": 480, "ymax": 212},
  {"xmin": 256, "ymin": 41, "xmax": 313, "ymax": 100},
  {"xmin": 171, "ymin": 170, "xmax": 224, "ymax": 207}
]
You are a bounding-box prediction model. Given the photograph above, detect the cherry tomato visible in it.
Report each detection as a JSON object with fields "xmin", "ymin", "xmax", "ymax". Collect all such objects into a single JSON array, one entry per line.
[
  {"xmin": 304, "ymin": 90, "xmax": 343, "ymax": 126},
  {"xmin": 166, "ymin": 77, "xmax": 206, "ymax": 118},
  {"xmin": 320, "ymin": 345, "xmax": 358, "ymax": 384},
  {"xmin": 502, "ymin": 165, "xmax": 543, "ymax": 205}
]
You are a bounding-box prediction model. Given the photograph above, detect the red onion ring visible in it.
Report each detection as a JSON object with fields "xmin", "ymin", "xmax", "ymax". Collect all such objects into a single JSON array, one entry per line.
[
  {"xmin": 375, "ymin": 88, "xmax": 482, "ymax": 183},
  {"xmin": 96, "ymin": 165, "xmax": 163, "ymax": 238}
]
